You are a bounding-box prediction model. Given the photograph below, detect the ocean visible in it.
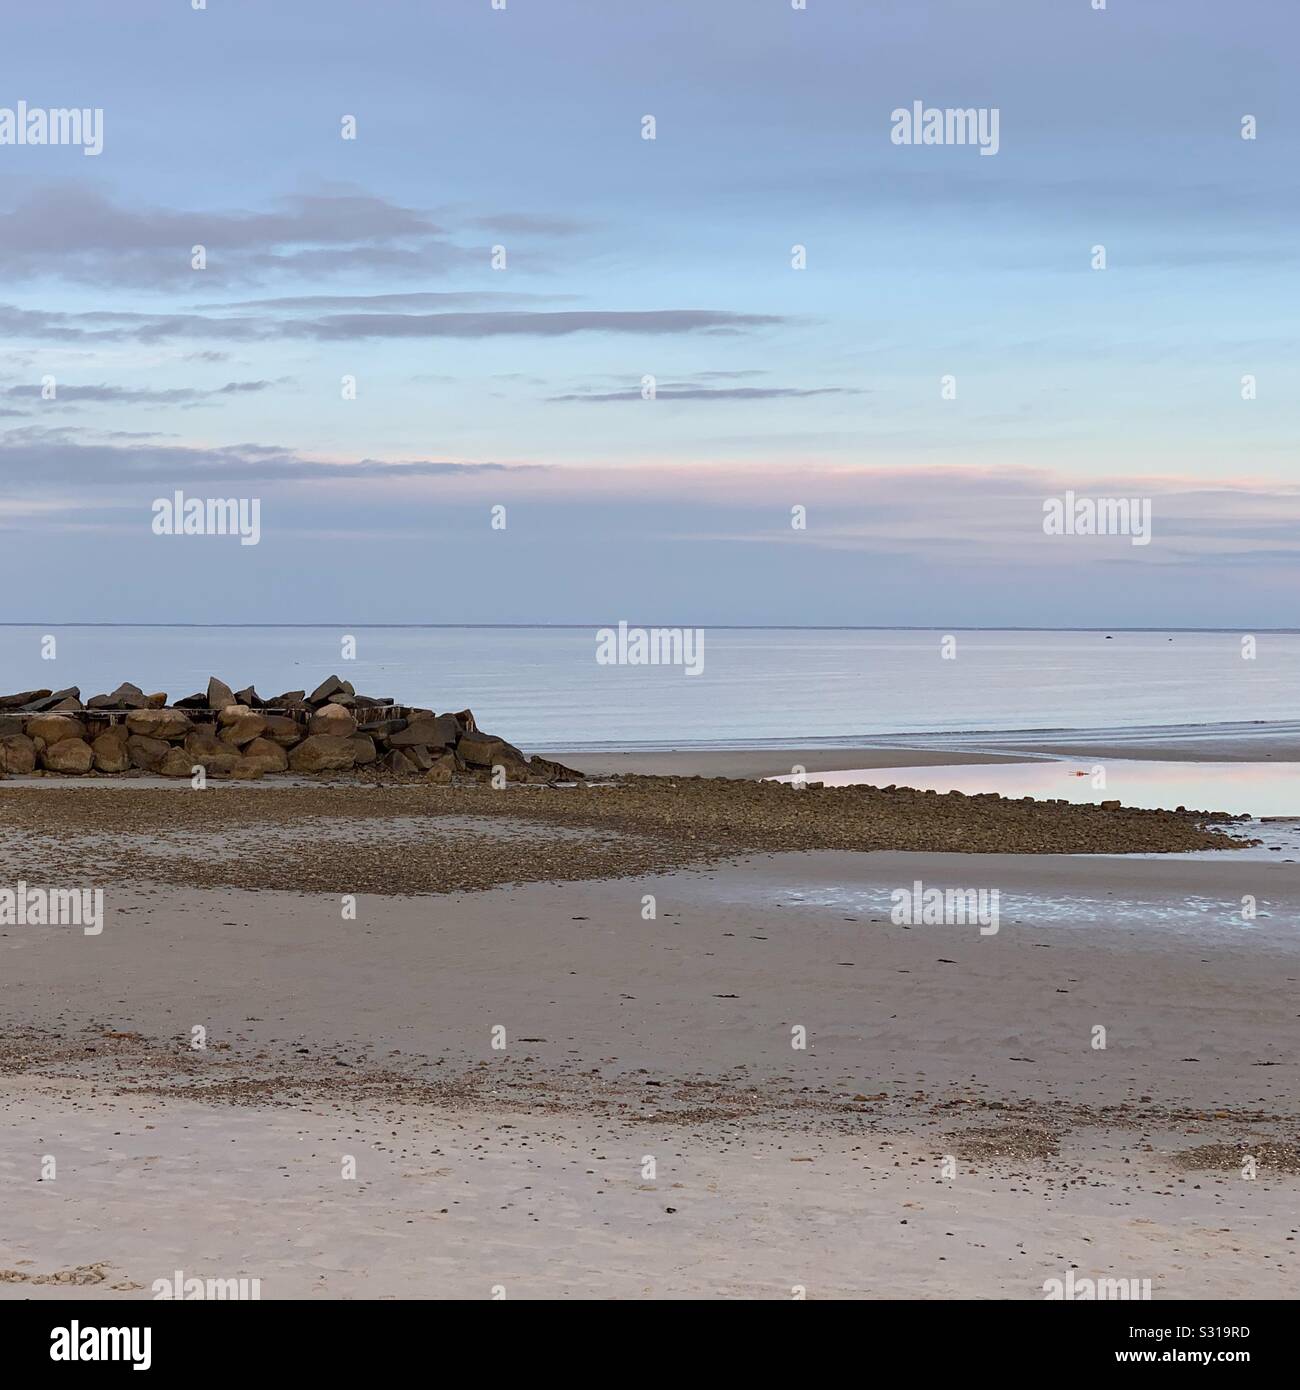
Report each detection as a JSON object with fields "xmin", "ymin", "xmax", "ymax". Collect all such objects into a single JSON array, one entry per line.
[{"xmin": 1, "ymin": 625, "xmax": 1296, "ymax": 750}]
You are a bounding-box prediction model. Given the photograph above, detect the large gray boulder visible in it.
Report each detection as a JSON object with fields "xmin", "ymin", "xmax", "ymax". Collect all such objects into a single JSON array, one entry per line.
[
  {"xmin": 0, "ymin": 689, "xmax": 50, "ymax": 710},
  {"xmin": 308, "ymin": 675, "xmax": 345, "ymax": 705},
  {"xmin": 206, "ymin": 676, "xmax": 236, "ymax": 710},
  {"xmin": 22, "ymin": 688, "xmax": 80, "ymax": 713},
  {"xmin": 457, "ymin": 731, "xmax": 527, "ymax": 768},
  {"xmin": 90, "ymin": 682, "xmax": 149, "ymax": 710}
]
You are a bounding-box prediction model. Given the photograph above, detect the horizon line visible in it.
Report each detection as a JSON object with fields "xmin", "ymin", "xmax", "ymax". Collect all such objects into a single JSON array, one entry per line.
[{"xmin": 0, "ymin": 623, "xmax": 1296, "ymax": 634}]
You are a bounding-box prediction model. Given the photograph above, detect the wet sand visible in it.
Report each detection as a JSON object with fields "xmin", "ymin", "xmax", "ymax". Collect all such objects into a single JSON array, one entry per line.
[
  {"xmin": 2, "ymin": 842, "xmax": 1297, "ymax": 1299},
  {"xmin": 545, "ymin": 724, "xmax": 1300, "ymax": 778},
  {"xmin": 541, "ymin": 747, "xmax": 1026, "ymax": 779}
]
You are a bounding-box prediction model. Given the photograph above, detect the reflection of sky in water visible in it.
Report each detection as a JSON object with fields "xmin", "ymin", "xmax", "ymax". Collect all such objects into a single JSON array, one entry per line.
[
  {"xmin": 771, "ymin": 759, "xmax": 1300, "ymax": 819},
  {"xmin": 767, "ymin": 888, "xmax": 1281, "ymax": 933},
  {"xmin": 1119, "ymin": 819, "xmax": 1300, "ymax": 864}
]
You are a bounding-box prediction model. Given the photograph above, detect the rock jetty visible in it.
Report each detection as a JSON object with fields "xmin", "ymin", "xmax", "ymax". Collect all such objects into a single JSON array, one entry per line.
[{"xmin": 0, "ymin": 676, "xmax": 581, "ymax": 783}]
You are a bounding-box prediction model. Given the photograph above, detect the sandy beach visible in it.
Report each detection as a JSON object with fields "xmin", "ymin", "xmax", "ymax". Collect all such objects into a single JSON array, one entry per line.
[{"xmin": 2, "ymin": 745, "xmax": 1296, "ymax": 1300}]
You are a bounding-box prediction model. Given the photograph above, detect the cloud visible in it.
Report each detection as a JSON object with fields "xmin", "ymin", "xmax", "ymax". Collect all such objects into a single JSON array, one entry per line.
[
  {"xmin": 549, "ymin": 384, "xmax": 860, "ymax": 403},
  {"xmin": 0, "ymin": 380, "xmax": 278, "ymax": 406},
  {"xmin": 0, "ymin": 185, "xmax": 559, "ymax": 287},
  {"xmin": 0, "ymin": 432, "xmax": 537, "ymax": 492},
  {"xmin": 0, "ymin": 303, "xmax": 782, "ymax": 344},
  {"xmin": 464, "ymin": 213, "xmax": 591, "ymax": 236},
  {"xmin": 293, "ymin": 309, "xmax": 782, "ymax": 340},
  {"xmin": 200, "ymin": 290, "xmax": 575, "ymax": 312}
]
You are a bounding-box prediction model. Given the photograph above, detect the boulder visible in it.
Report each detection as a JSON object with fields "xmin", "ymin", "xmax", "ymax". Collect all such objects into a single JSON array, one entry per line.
[
  {"xmin": 92, "ymin": 731, "xmax": 131, "ymax": 774},
  {"xmin": 125, "ymin": 708, "xmax": 192, "ymax": 741},
  {"xmin": 241, "ymin": 737, "xmax": 289, "ymax": 772},
  {"xmin": 377, "ymin": 748, "xmax": 418, "ymax": 774},
  {"xmin": 206, "ymin": 676, "xmax": 236, "ymax": 710},
  {"xmin": 268, "ymin": 690, "xmax": 306, "ymax": 708},
  {"xmin": 0, "ymin": 715, "xmax": 25, "ymax": 737},
  {"xmin": 145, "ymin": 692, "xmax": 168, "ymax": 709},
  {"xmin": 87, "ymin": 682, "xmax": 148, "ymax": 710},
  {"xmin": 217, "ymin": 710, "xmax": 267, "ymax": 746},
  {"xmin": 526, "ymin": 755, "xmax": 585, "ymax": 782},
  {"xmin": 308, "ymin": 675, "xmax": 345, "ymax": 705},
  {"xmin": 457, "ymin": 731, "xmax": 526, "ymax": 768},
  {"xmin": 50, "ymin": 697, "xmax": 84, "ymax": 712},
  {"xmin": 42, "ymin": 738, "xmax": 94, "ymax": 774},
  {"xmin": 358, "ymin": 717, "xmax": 407, "ymax": 738},
  {"xmin": 185, "ymin": 729, "xmax": 225, "ymax": 757},
  {"xmin": 0, "ymin": 734, "xmax": 37, "ymax": 774},
  {"xmin": 193, "ymin": 751, "xmax": 239, "ymax": 778},
  {"xmin": 108, "ymin": 682, "xmax": 150, "ymax": 709},
  {"xmin": 174, "ymin": 692, "xmax": 209, "ymax": 709},
  {"xmin": 27, "ymin": 712, "xmax": 87, "ymax": 745},
  {"xmin": 158, "ymin": 748, "xmax": 199, "ymax": 778},
  {"xmin": 128, "ymin": 734, "xmax": 172, "ymax": 771},
  {"xmin": 288, "ymin": 734, "xmax": 357, "ymax": 773},
  {"xmin": 261, "ymin": 714, "xmax": 304, "ymax": 747},
  {"xmin": 230, "ymin": 757, "xmax": 266, "ymax": 780},
  {"xmin": 22, "ymin": 687, "xmax": 80, "ymax": 713},
  {"xmin": 0, "ymin": 689, "xmax": 51, "ymax": 710},
  {"xmin": 453, "ymin": 708, "xmax": 477, "ymax": 734},
  {"xmin": 233, "ymin": 685, "xmax": 265, "ymax": 709},
  {"xmin": 349, "ymin": 734, "xmax": 377, "ymax": 765},
  {"xmin": 424, "ymin": 751, "xmax": 456, "ymax": 784},
  {"xmin": 390, "ymin": 714, "xmax": 459, "ymax": 748},
  {"xmin": 309, "ymin": 703, "xmax": 357, "ymax": 738}
]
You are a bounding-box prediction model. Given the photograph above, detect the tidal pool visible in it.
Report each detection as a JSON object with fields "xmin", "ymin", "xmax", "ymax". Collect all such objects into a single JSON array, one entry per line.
[{"xmin": 770, "ymin": 759, "xmax": 1300, "ymax": 819}]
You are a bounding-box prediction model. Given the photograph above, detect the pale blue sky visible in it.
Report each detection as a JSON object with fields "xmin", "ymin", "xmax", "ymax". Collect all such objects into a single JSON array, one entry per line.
[{"xmin": 1, "ymin": 0, "xmax": 1297, "ymax": 625}]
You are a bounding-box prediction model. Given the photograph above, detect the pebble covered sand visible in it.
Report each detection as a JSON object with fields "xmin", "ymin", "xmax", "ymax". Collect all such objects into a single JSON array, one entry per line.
[{"xmin": 0, "ymin": 776, "xmax": 1253, "ymax": 899}]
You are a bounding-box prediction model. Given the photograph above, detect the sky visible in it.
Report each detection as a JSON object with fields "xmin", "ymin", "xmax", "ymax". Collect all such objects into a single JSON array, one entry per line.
[{"xmin": 1, "ymin": 0, "xmax": 1297, "ymax": 627}]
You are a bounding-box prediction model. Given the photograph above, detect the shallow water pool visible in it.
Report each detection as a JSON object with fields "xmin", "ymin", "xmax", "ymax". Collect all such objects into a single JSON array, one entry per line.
[{"xmin": 769, "ymin": 759, "xmax": 1300, "ymax": 819}]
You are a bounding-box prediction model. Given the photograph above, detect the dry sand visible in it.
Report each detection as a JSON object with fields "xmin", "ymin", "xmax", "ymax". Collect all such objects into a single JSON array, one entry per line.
[{"xmin": 2, "ymin": 812, "xmax": 1297, "ymax": 1298}]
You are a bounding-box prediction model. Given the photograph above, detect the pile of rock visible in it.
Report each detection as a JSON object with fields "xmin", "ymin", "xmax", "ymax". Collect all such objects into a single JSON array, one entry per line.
[{"xmin": 0, "ymin": 676, "xmax": 580, "ymax": 783}]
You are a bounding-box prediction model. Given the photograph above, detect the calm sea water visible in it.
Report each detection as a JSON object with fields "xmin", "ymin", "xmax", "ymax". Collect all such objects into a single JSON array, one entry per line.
[{"xmin": 0, "ymin": 626, "xmax": 1296, "ymax": 749}]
